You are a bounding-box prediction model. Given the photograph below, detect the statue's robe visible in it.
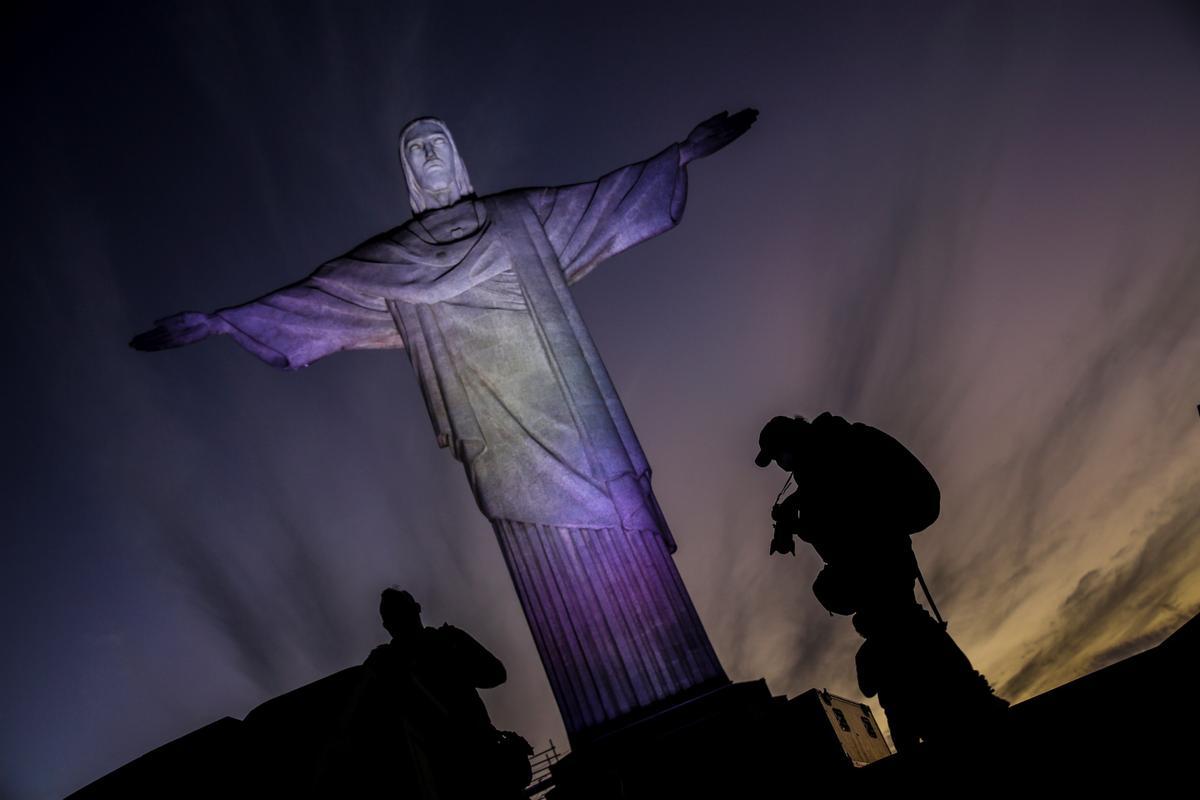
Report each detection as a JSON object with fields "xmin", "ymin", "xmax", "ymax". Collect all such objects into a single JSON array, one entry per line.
[{"xmin": 215, "ymin": 144, "xmax": 727, "ymax": 741}]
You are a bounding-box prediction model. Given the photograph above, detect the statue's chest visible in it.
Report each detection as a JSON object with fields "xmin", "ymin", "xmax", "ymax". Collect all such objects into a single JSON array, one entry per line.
[
  {"xmin": 451, "ymin": 266, "xmax": 527, "ymax": 311},
  {"xmin": 418, "ymin": 202, "xmax": 484, "ymax": 241}
]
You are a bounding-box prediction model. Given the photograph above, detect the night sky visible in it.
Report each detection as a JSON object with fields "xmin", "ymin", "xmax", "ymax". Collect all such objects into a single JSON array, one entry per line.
[{"xmin": 5, "ymin": 2, "xmax": 1200, "ymax": 797}]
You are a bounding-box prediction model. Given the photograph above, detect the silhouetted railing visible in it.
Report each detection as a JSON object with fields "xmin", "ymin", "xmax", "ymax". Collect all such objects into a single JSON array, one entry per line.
[{"xmin": 526, "ymin": 739, "xmax": 563, "ymax": 798}]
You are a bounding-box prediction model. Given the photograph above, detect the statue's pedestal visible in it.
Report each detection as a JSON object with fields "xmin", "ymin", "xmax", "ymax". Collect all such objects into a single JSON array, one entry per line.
[{"xmin": 545, "ymin": 680, "xmax": 858, "ymax": 799}]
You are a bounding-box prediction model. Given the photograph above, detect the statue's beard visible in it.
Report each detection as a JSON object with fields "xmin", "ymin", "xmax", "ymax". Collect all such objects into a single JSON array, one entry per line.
[
  {"xmin": 418, "ymin": 168, "xmax": 453, "ymax": 194},
  {"xmin": 407, "ymin": 158, "xmax": 472, "ymax": 212}
]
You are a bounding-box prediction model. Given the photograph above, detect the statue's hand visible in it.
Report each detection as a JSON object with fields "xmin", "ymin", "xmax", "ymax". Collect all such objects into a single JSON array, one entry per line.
[
  {"xmin": 680, "ymin": 108, "xmax": 758, "ymax": 165},
  {"xmin": 129, "ymin": 311, "xmax": 223, "ymax": 351}
]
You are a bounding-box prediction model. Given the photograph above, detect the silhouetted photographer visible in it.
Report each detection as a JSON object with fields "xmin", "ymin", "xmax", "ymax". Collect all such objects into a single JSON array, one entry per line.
[
  {"xmin": 364, "ymin": 588, "xmax": 532, "ymax": 798},
  {"xmin": 756, "ymin": 413, "xmax": 1008, "ymax": 752}
]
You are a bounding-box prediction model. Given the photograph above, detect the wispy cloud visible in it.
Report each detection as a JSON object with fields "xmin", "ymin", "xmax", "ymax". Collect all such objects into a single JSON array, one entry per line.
[{"xmin": 999, "ymin": 477, "xmax": 1200, "ymax": 699}]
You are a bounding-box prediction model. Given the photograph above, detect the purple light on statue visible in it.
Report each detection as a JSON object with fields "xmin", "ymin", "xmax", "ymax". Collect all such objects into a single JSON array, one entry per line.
[{"xmin": 131, "ymin": 111, "xmax": 758, "ymax": 745}]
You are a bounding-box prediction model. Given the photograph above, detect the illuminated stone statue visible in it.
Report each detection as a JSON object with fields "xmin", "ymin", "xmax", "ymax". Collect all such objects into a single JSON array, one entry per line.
[{"xmin": 131, "ymin": 109, "xmax": 757, "ymax": 743}]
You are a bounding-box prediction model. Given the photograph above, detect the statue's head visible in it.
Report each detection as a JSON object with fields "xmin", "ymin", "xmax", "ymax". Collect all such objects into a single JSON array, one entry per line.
[{"xmin": 399, "ymin": 117, "xmax": 474, "ymax": 214}]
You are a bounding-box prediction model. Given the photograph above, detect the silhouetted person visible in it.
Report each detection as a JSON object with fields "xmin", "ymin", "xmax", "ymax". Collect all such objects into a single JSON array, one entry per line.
[
  {"xmin": 757, "ymin": 413, "xmax": 1007, "ymax": 752},
  {"xmin": 853, "ymin": 601, "xmax": 1005, "ymax": 752},
  {"xmin": 364, "ymin": 588, "xmax": 531, "ymax": 798}
]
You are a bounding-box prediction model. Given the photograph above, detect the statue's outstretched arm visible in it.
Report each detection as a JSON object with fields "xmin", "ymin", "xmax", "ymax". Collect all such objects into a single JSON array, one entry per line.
[
  {"xmin": 678, "ymin": 108, "xmax": 758, "ymax": 166},
  {"xmin": 130, "ymin": 276, "xmax": 405, "ymax": 370},
  {"xmin": 130, "ymin": 224, "xmax": 429, "ymax": 368},
  {"xmin": 130, "ymin": 311, "xmax": 227, "ymax": 352},
  {"xmin": 529, "ymin": 108, "xmax": 757, "ymax": 284}
]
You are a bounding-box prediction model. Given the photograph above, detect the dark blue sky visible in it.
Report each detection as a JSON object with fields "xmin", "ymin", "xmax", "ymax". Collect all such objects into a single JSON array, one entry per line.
[{"xmin": 4, "ymin": 2, "xmax": 1200, "ymax": 797}]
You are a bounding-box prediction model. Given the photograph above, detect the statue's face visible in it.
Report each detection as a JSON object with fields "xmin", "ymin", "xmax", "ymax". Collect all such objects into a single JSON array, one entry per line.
[{"xmin": 402, "ymin": 121, "xmax": 457, "ymax": 194}]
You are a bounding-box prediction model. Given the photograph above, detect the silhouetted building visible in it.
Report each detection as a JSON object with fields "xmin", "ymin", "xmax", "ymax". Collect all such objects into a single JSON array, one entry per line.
[
  {"xmin": 861, "ymin": 611, "xmax": 1199, "ymax": 790},
  {"xmin": 791, "ymin": 688, "xmax": 892, "ymax": 767},
  {"xmin": 64, "ymin": 717, "xmax": 244, "ymax": 798},
  {"xmin": 70, "ymin": 612, "xmax": 1199, "ymax": 796}
]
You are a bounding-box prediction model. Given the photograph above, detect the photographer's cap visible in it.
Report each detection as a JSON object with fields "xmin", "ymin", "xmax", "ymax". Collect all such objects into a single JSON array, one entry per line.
[{"xmin": 755, "ymin": 416, "xmax": 800, "ymax": 467}]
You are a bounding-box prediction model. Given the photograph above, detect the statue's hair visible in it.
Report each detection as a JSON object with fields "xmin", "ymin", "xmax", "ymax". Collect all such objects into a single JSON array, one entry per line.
[{"xmin": 398, "ymin": 116, "xmax": 475, "ymax": 214}]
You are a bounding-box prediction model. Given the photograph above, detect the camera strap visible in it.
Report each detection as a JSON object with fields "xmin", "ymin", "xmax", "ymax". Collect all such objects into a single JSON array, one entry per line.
[
  {"xmin": 773, "ymin": 473, "xmax": 795, "ymax": 505},
  {"xmin": 914, "ymin": 558, "xmax": 946, "ymax": 628}
]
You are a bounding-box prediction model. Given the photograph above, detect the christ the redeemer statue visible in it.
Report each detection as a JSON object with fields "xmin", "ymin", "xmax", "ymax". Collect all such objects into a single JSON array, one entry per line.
[{"xmin": 132, "ymin": 109, "xmax": 757, "ymax": 744}]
